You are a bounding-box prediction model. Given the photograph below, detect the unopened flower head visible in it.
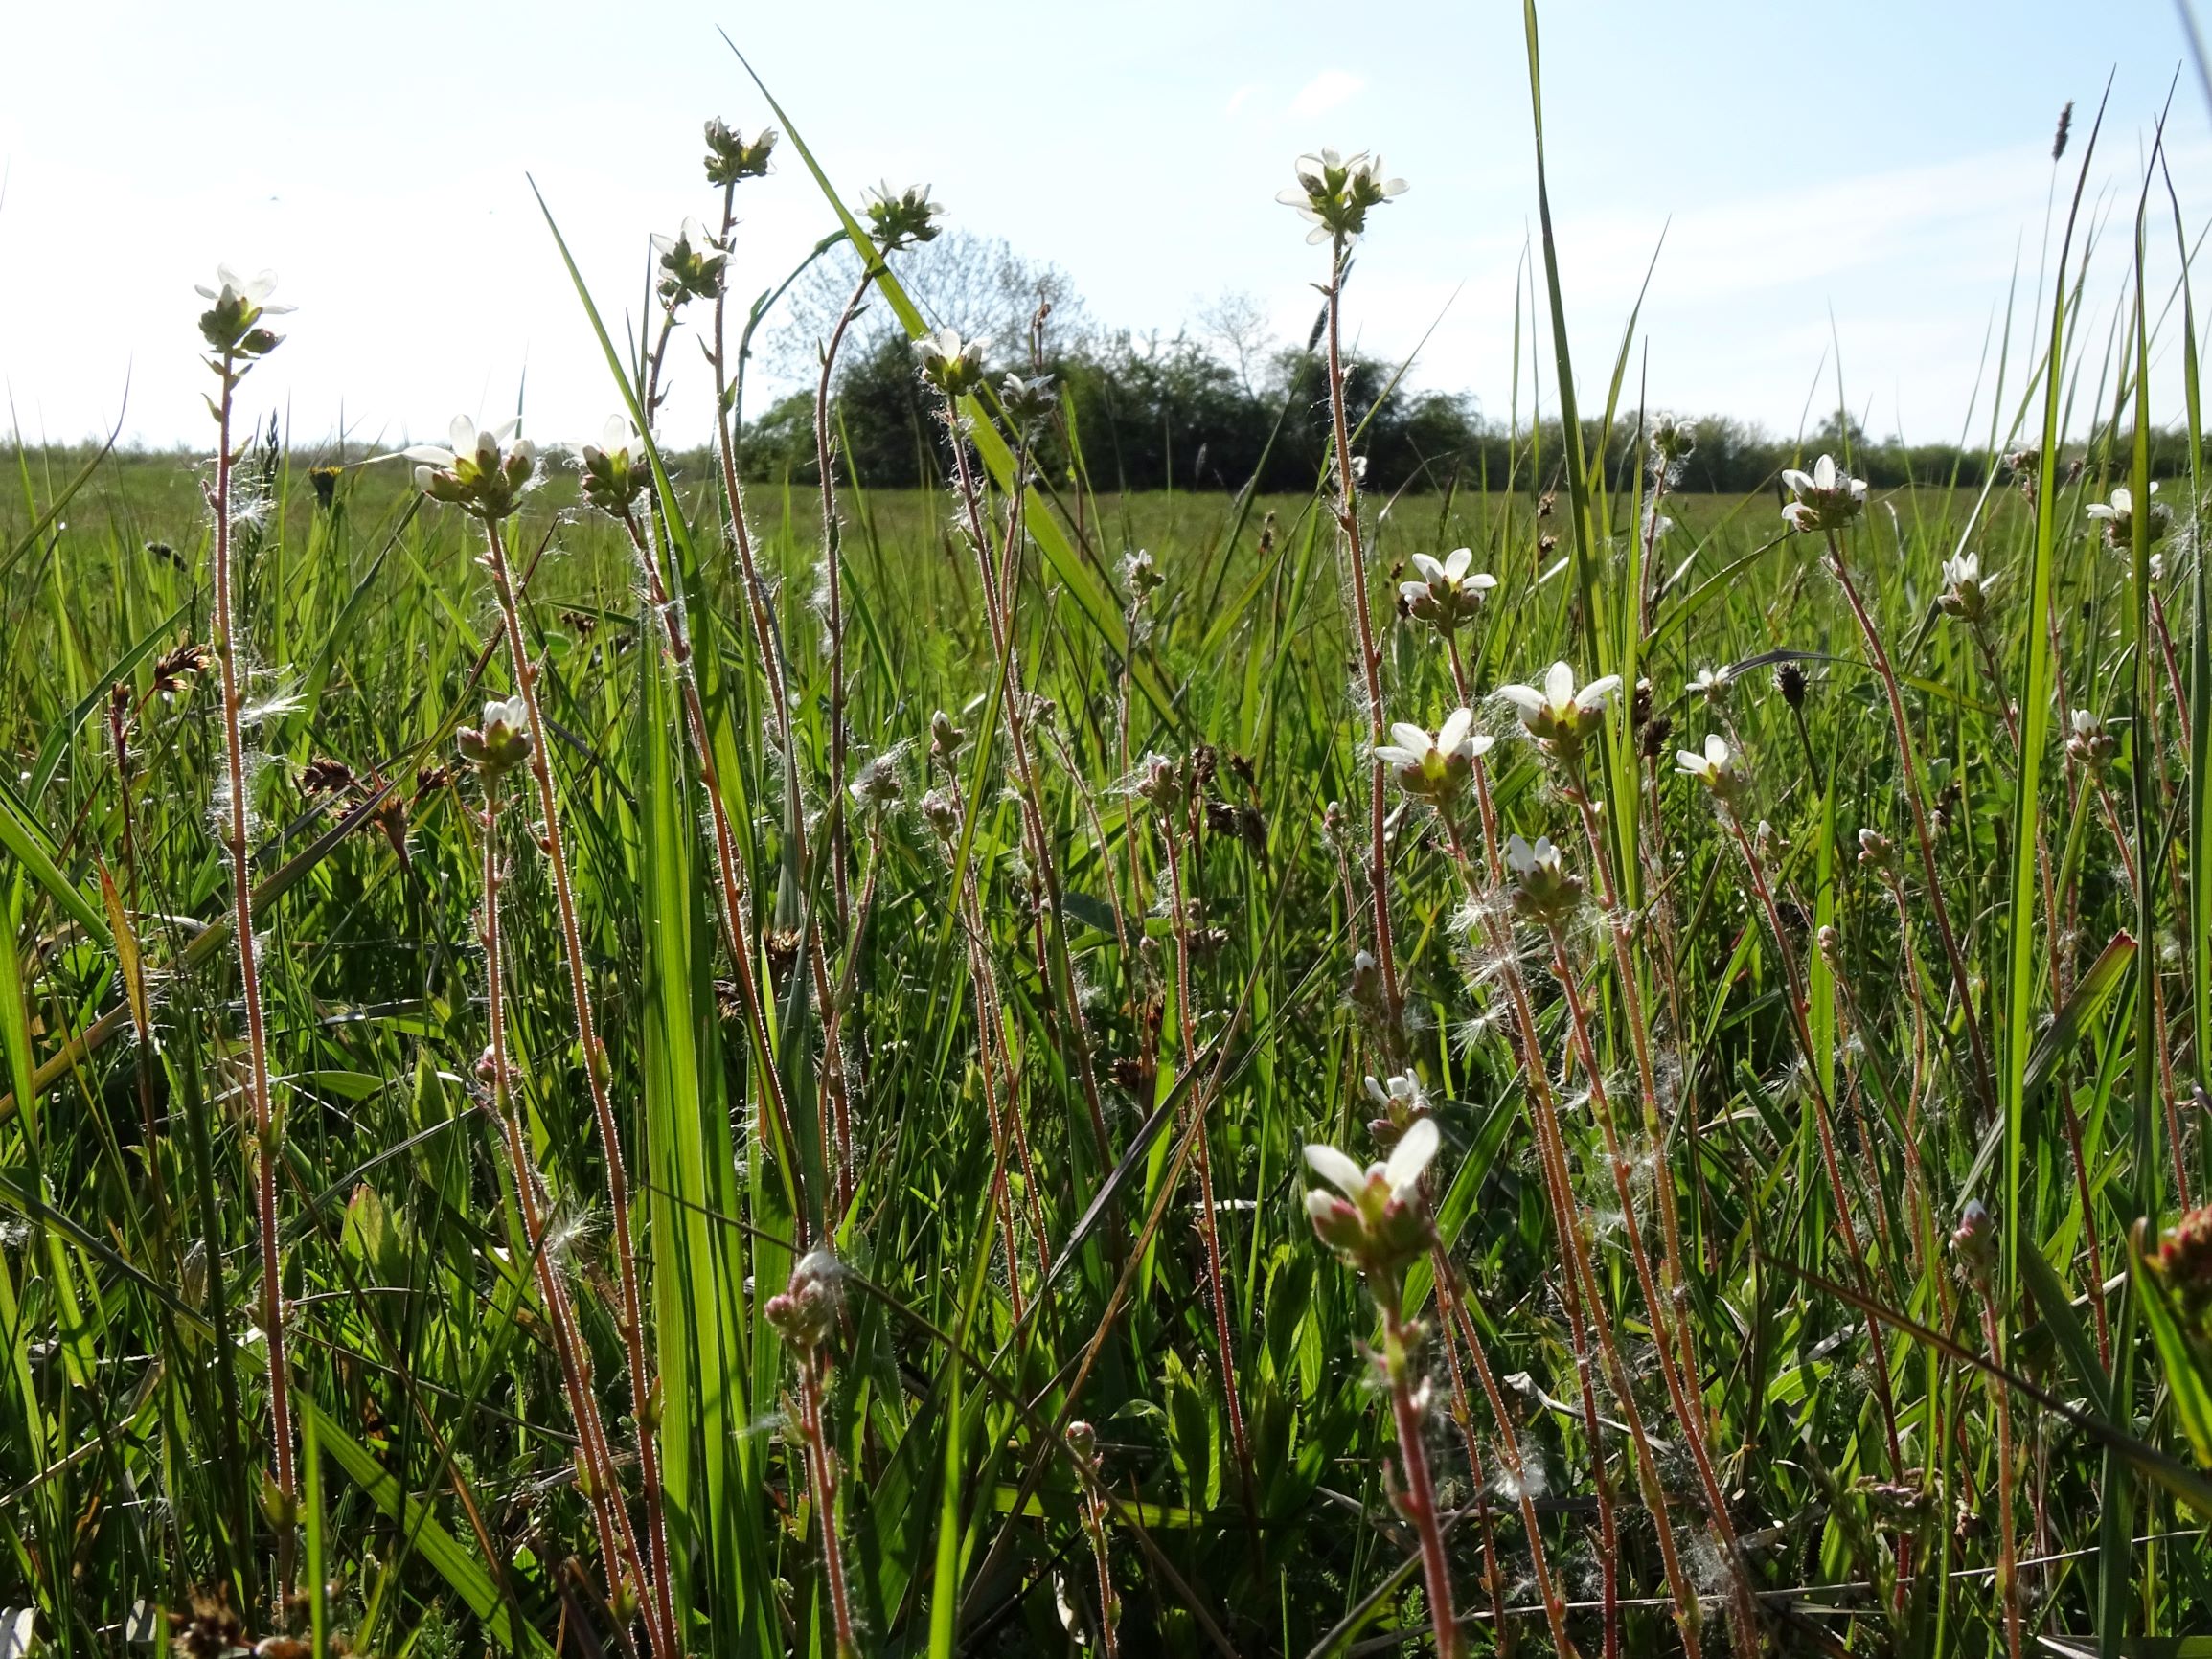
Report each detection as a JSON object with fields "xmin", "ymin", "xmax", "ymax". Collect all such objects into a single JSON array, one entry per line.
[
  {"xmin": 997, "ymin": 370, "xmax": 1057, "ymax": 432},
  {"xmin": 1493, "ymin": 661, "xmax": 1620, "ymax": 759},
  {"xmin": 1504, "ymin": 833, "xmax": 1582, "ymax": 926},
  {"xmin": 1374, "ymin": 708, "xmax": 1489, "ymax": 805},
  {"xmin": 1936, "ymin": 551, "xmax": 1994, "ymax": 622},
  {"xmin": 1950, "ymin": 1198, "xmax": 1996, "ymax": 1282},
  {"xmin": 921, "ymin": 786, "xmax": 962, "ymax": 842},
  {"xmin": 849, "ymin": 752, "xmax": 903, "ymax": 812},
  {"xmin": 1649, "ymin": 411, "xmax": 1697, "ymax": 473},
  {"xmin": 703, "ymin": 118, "xmax": 777, "ymax": 186},
  {"xmin": 1133, "ymin": 751, "xmax": 1189, "ymax": 819},
  {"xmin": 196, "ymin": 266, "xmax": 291, "ymax": 362},
  {"xmin": 2066, "ymin": 707, "xmax": 2117, "ymax": 773},
  {"xmin": 764, "ymin": 1249, "xmax": 843, "ymax": 1353},
  {"xmin": 929, "ymin": 709, "xmax": 965, "ymax": 762},
  {"xmin": 652, "ymin": 217, "xmax": 727, "ymax": 307},
  {"xmin": 1277, "ymin": 148, "xmax": 1407, "ymax": 246},
  {"xmin": 407, "ymin": 417, "xmax": 537, "ymax": 522},
  {"xmin": 1303, "ymin": 1116, "xmax": 1438, "ymax": 1276},
  {"xmin": 1676, "ymin": 733, "xmax": 1746, "ymax": 806},
  {"xmin": 2154, "ymin": 1205, "xmax": 2212, "ymax": 1335},
  {"xmin": 457, "ymin": 695, "xmax": 532, "ymax": 779},
  {"xmin": 1780, "ymin": 453, "xmax": 1868, "ymax": 534},
  {"xmin": 1121, "ymin": 548, "xmax": 1164, "ymax": 602},
  {"xmin": 864, "ymin": 182, "xmax": 943, "ymax": 252},
  {"xmin": 1856, "ymin": 826, "xmax": 1896, "ymax": 870},
  {"xmin": 1401, "ymin": 547, "xmax": 1496, "ymax": 632},
  {"xmin": 916, "ymin": 328, "xmax": 988, "ymax": 398},
  {"xmin": 2086, "ymin": 483, "xmax": 2171, "ymax": 550},
  {"xmin": 577, "ymin": 416, "xmax": 647, "ymax": 515}
]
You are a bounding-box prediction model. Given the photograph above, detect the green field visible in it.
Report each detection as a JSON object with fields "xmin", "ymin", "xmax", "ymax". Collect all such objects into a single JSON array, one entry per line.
[{"xmin": 2, "ymin": 90, "xmax": 2209, "ymax": 1659}]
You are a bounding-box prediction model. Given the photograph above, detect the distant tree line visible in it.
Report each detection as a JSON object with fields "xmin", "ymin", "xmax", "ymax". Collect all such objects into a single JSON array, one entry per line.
[{"xmin": 739, "ymin": 331, "xmax": 2204, "ymax": 495}]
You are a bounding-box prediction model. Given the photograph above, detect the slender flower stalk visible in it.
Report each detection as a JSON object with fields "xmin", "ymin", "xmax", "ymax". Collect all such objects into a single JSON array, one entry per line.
[
  {"xmin": 410, "ymin": 422, "xmax": 676, "ymax": 1659},
  {"xmin": 766, "ymin": 1252, "xmax": 860, "ymax": 1659},
  {"xmin": 1685, "ymin": 746, "xmax": 1906, "ymax": 1473},
  {"xmin": 1066, "ymin": 1422, "xmax": 1123, "ymax": 1659},
  {"xmin": 468, "ymin": 719, "xmax": 645, "ymax": 1628},
  {"xmin": 1286, "ymin": 150, "xmax": 1410, "ymax": 1029},
  {"xmin": 1781, "ymin": 468, "xmax": 1995, "ymax": 1123},
  {"xmin": 1954, "ymin": 1203, "xmax": 2022, "ymax": 1659},
  {"xmin": 195, "ymin": 267, "xmax": 296, "ymax": 1616}
]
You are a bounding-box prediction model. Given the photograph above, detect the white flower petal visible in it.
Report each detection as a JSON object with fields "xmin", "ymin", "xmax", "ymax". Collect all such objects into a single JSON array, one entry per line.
[
  {"xmin": 1384, "ymin": 1116, "xmax": 1440, "ymax": 1196},
  {"xmin": 1304, "ymin": 1142, "xmax": 1367, "ymax": 1199},
  {"xmin": 1543, "ymin": 661, "xmax": 1576, "ymax": 709},
  {"xmin": 1493, "ymin": 684, "xmax": 1544, "ymax": 716},
  {"xmin": 449, "ymin": 414, "xmax": 478, "ymax": 453},
  {"xmin": 1438, "ymin": 708, "xmax": 1475, "ymax": 754}
]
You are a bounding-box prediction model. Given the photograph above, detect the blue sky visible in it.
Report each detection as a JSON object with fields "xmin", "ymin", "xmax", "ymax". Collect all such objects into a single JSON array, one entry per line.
[{"xmin": 3, "ymin": 0, "xmax": 2205, "ymax": 449}]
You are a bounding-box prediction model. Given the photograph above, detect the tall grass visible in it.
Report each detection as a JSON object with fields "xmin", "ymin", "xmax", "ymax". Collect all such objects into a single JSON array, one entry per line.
[{"xmin": 4, "ymin": 24, "xmax": 2212, "ymax": 1659}]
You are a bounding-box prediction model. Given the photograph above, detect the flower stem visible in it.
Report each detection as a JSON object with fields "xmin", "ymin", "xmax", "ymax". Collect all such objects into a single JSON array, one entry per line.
[
  {"xmin": 206, "ymin": 361, "xmax": 294, "ymax": 1619},
  {"xmin": 478, "ymin": 515, "xmax": 675, "ymax": 1659}
]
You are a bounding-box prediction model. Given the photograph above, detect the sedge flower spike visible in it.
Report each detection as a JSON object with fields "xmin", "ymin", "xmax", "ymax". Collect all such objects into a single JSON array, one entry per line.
[
  {"xmin": 406, "ymin": 417, "xmax": 536, "ymax": 522},
  {"xmin": 1676, "ymin": 733, "xmax": 1746, "ymax": 806},
  {"xmin": 1493, "ymin": 661, "xmax": 1620, "ymax": 757},
  {"xmin": 1303, "ymin": 1116, "xmax": 1438, "ymax": 1275},
  {"xmin": 1401, "ymin": 547, "xmax": 1496, "ymax": 631},
  {"xmin": 1779, "ymin": 453, "xmax": 1868, "ymax": 534},
  {"xmin": 1374, "ymin": 708, "xmax": 1489, "ymax": 804},
  {"xmin": 1278, "ymin": 148, "xmax": 1407, "ymax": 245}
]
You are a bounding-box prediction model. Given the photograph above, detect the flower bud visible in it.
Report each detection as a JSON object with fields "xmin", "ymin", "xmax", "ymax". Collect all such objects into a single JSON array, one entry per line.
[
  {"xmin": 764, "ymin": 1249, "xmax": 843, "ymax": 1353},
  {"xmin": 457, "ymin": 696, "xmax": 533, "ymax": 779}
]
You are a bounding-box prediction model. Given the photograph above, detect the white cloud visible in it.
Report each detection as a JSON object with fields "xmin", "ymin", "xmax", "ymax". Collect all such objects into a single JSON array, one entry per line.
[{"xmin": 1288, "ymin": 70, "xmax": 1365, "ymax": 118}]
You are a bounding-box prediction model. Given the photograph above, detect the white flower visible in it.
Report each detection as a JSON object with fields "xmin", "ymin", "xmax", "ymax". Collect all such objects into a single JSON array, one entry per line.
[
  {"xmin": 1503, "ymin": 833, "xmax": 1581, "ymax": 923},
  {"xmin": 915, "ymin": 328, "xmax": 988, "ymax": 396},
  {"xmin": 1779, "ymin": 453, "xmax": 1868, "ymax": 534},
  {"xmin": 2066, "ymin": 706, "xmax": 2117, "ymax": 771},
  {"xmin": 1305, "ymin": 1115, "xmax": 1438, "ymax": 1208},
  {"xmin": 404, "ymin": 416, "xmax": 536, "ymax": 520},
  {"xmin": 651, "ymin": 217, "xmax": 727, "ymax": 303},
  {"xmin": 1689, "ymin": 666, "xmax": 1730, "ymax": 704},
  {"xmin": 1374, "ymin": 707, "xmax": 1489, "ymax": 802},
  {"xmin": 2086, "ymin": 483, "xmax": 2171, "ymax": 548},
  {"xmin": 1493, "ymin": 661, "xmax": 1621, "ymax": 752},
  {"xmin": 1401, "ymin": 546, "xmax": 1497, "ymax": 630},
  {"xmin": 1362, "ymin": 1073, "xmax": 1430, "ymax": 1134},
  {"xmin": 1937, "ymin": 551, "xmax": 1994, "ymax": 621},
  {"xmin": 577, "ymin": 416, "xmax": 646, "ymax": 513},
  {"xmin": 1676, "ymin": 733, "xmax": 1745, "ymax": 804},
  {"xmin": 194, "ymin": 265, "xmax": 292, "ymax": 314},
  {"xmin": 1278, "ymin": 148, "xmax": 1407, "ymax": 244}
]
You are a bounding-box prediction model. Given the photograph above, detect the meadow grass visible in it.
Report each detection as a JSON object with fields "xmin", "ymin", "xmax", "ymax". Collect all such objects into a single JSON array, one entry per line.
[{"xmin": 2, "ymin": 30, "xmax": 2211, "ymax": 1659}]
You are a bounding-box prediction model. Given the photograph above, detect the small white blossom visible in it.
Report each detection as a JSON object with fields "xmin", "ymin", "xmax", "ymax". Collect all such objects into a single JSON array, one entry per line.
[
  {"xmin": 1373, "ymin": 708, "xmax": 1490, "ymax": 803},
  {"xmin": 1493, "ymin": 661, "xmax": 1621, "ymax": 752},
  {"xmin": 1779, "ymin": 453, "xmax": 1868, "ymax": 534}
]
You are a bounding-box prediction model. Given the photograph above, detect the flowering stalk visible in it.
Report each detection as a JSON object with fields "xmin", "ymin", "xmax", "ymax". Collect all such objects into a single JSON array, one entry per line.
[
  {"xmin": 1304, "ymin": 1122, "xmax": 1463, "ymax": 1659},
  {"xmin": 410, "ymin": 424, "xmax": 674, "ymax": 1659},
  {"xmin": 467, "ymin": 718, "xmax": 644, "ymax": 1629},
  {"xmin": 1954, "ymin": 1203, "xmax": 2022, "ymax": 1659},
  {"xmin": 1782, "ymin": 475, "xmax": 1996, "ymax": 1124},
  {"xmin": 194, "ymin": 268, "xmax": 296, "ymax": 1614},
  {"xmin": 1282, "ymin": 150, "xmax": 1409, "ymax": 1028},
  {"xmin": 1684, "ymin": 746, "xmax": 1905, "ymax": 1473},
  {"xmin": 1066, "ymin": 1422, "xmax": 1122, "ymax": 1658},
  {"xmin": 767, "ymin": 1253, "xmax": 859, "ymax": 1659}
]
